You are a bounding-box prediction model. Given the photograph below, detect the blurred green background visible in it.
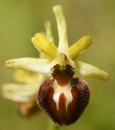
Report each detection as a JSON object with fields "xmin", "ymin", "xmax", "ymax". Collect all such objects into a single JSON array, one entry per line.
[{"xmin": 0, "ymin": 0, "xmax": 115, "ymax": 130}]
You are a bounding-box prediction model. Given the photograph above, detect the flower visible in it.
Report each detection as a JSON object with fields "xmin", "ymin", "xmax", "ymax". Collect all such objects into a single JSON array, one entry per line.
[
  {"xmin": 1, "ymin": 68, "xmax": 45, "ymax": 117},
  {"xmin": 1, "ymin": 69, "xmax": 42, "ymax": 102},
  {"xmin": 3, "ymin": 5, "xmax": 108, "ymax": 126}
]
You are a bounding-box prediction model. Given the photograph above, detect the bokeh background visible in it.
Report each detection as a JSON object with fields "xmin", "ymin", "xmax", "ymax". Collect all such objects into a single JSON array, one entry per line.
[{"xmin": 0, "ymin": 0, "xmax": 115, "ymax": 130}]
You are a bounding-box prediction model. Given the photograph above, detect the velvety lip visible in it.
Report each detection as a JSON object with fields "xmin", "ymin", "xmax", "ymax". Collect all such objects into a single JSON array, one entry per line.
[{"xmin": 37, "ymin": 63, "xmax": 90, "ymax": 126}]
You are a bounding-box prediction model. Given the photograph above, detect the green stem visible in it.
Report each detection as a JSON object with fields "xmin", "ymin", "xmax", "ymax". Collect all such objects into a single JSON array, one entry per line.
[{"xmin": 47, "ymin": 119, "xmax": 60, "ymax": 130}]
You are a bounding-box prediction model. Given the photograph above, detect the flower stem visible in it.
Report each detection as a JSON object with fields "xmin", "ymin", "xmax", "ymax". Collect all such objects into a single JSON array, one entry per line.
[{"xmin": 47, "ymin": 119, "xmax": 60, "ymax": 130}]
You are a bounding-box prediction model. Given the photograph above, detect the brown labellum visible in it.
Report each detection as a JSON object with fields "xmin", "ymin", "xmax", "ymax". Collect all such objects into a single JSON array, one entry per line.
[{"xmin": 37, "ymin": 64, "xmax": 90, "ymax": 126}]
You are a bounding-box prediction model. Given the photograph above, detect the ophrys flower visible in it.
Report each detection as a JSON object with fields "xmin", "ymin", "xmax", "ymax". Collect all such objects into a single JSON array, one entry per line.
[{"xmin": 4, "ymin": 5, "xmax": 108, "ymax": 126}]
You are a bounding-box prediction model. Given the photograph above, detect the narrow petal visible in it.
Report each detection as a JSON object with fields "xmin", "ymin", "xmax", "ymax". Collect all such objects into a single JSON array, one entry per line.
[
  {"xmin": 45, "ymin": 21, "xmax": 54, "ymax": 43},
  {"xmin": 66, "ymin": 36, "xmax": 93, "ymax": 60},
  {"xmin": 1, "ymin": 83, "xmax": 37, "ymax": 102},
  {"xmin": 32, "ymin": 33, "xmax": 58, "ymax": 61},
  {"xmin": 6, "ymin": 58, "xmax": 50, "ymax": 75},
  {"xmin": 53, "ymin": 5, "xmax": 69, "ymax": 53},
  {"xmin": 75, "ymin": 60, "xmax": 109, "ymax": 80}
]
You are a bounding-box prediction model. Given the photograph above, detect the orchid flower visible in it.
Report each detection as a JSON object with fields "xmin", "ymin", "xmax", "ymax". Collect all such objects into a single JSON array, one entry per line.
[
  {"xmin": 1, "ymin": 65, "xmax": 45, "ymax": 117},
  {"xmin": 3, "ymin": 5, "xmax": 108, "ymax": 126}
]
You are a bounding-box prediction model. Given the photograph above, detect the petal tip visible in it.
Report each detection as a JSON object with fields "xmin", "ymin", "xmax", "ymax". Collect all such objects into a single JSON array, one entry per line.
[
  {"xmin": 53, "ymin": 5, "xmax": 62, "ymax": 11},
  {"xmin": 5, "ymin": 60, "xmax": 12, "ymax": 68}
]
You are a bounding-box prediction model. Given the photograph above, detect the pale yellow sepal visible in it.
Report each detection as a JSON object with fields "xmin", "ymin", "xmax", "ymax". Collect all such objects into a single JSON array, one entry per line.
[
  {"xmin": 13, "ymin": 69, "xmax": 38, "ymax": 84},
  {"xmin": 66, "ymin": 36, "xmax": 93, "ymax": 60},
  {"xmin": 75, "ymin": 60, "xmax": 109, "ymax": 80},
  {"xmin": 31, "ymin": 33, "xmax": 58, "ymax": 61},
  {"xmin": 53, "ymin": 5, "xmax": 68, "ymax": 53},
  {"xmin": 6, "ymin": 58, "xmax": 50, "ymax": 75}
]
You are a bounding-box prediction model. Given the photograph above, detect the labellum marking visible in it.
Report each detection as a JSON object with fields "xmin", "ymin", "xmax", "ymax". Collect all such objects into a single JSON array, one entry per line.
[{"xmin": 53, "ymin": 79, "xmax": 73, "ymax": 110}]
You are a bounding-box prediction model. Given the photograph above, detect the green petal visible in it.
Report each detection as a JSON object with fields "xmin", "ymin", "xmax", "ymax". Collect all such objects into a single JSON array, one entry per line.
[
  {"xmin": 6, "ymin": 58, "xmax": 50, "ymax": 75},
  {"xmin": 32, "ymin": 33, "xmax": 58, "ymax": 61},
  {"xmin": 66, "ymin": 36, "xmax": 93, "ymax": 60},
  {"xmin": 53, "ymin": 5, "xmax": 69, "ymax": 53},
  {"xmin": 75, "ymin": 60, "xmax": 109, "ymax": 80}
]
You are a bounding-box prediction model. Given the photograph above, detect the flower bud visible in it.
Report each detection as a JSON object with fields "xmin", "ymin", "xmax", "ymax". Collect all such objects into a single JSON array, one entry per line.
[{"xmin": 18, "ymin": 101, "xmax": 40, "ymax": 117}]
